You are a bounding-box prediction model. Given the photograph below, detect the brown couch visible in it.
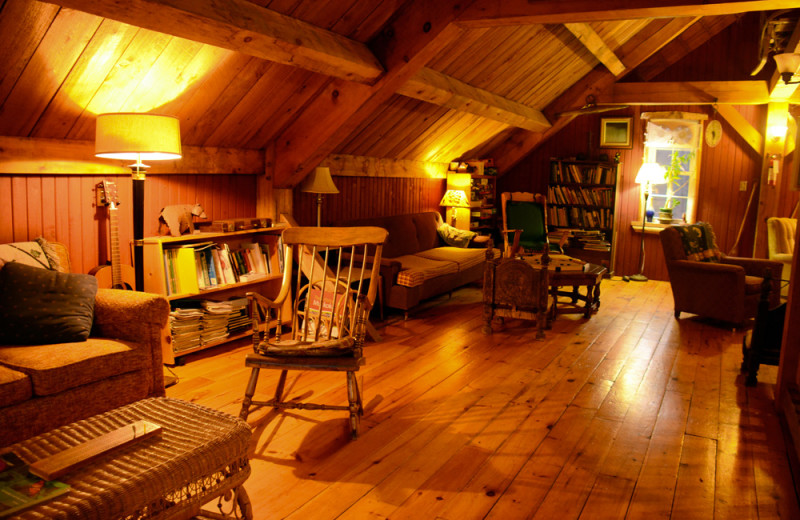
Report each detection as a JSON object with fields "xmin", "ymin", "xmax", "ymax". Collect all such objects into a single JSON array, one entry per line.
[
  {"xmin": 342, "ymin": 212, "xmax": 496, "ymax": 316},
  {"xmin": 660, "ymin": 225, "xmax": 781, "ymax": 327},
  {"xmin": 0, "ymin": 241, "xmax": 170, "ymax": 447}
]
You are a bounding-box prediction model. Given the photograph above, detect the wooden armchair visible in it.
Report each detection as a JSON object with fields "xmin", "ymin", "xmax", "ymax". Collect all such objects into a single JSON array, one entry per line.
[
  {"xmin": 660, "ymin": 223, "xmax": 781, "ymax": 328},
  {"xmin": 239, "ymin": 226, "xmax": 387, "ymax": 438},
  {"xmin": 500, "ymin": 192, "xmax": 567, "ymax": 258}
]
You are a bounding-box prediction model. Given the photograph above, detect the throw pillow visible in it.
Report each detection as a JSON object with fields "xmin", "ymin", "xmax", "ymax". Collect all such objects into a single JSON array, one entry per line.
[
  {"xmin": 0, "ymin": 262, "xmax": 98, "ymax": 345},
  {"xmin": 673, "ymin": 222, "xmax": 721, "ymax": 262},
  {"xmin": 0, "ymin": 241, "xmax": 52, "ymax": 270},
  {"xmin": 437, "ymin": 223, "xmax": 477, "ymax": 248}
]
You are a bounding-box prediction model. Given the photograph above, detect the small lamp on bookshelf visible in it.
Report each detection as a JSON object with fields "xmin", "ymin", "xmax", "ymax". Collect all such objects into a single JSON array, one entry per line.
[
  {"xmin": 631, "ymin": 162, "xmax": 666, "ymax": 282},
  {"xmin": 439, "ymin": 189, "xmax": 470, "ymax": 227}
]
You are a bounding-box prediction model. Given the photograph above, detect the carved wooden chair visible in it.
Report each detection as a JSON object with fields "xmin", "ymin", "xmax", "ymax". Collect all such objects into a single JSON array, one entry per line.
[
  {"xmin": 500, "ymin": 192, "xmax": 567, "ymax": 258},
  {"xmin": 482, "ymin": 240, "xmax": 552, "ymax": 339},
  {"xmin": 239, "ymin": 226, "xmax": 387, "ymax": 438}
]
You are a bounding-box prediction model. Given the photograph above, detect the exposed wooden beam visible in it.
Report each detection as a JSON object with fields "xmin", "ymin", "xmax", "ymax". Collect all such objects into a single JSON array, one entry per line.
[
  {"xmin": 491, "ymin": 17, "xmax": 699, "ymax": 173},
  {"xmin": 608, "ymin": 81, "xmax": 771, "ymax": 105},
  {"xmin": 50, "ymin": 0, "xmax": 384, "ymax": 84},
  {"xmin": 564, "ymin": 23, "xmax": 626, "ymax": 76},
  {"xmin": 0, "ymin": 136, "xmax": 263, "ymax": 174},
  {"xmin": 272, "ymin": 1, "xmax": 475, "ymax": 188},
  {"xmin": 397, "ymin": 68, "xmax": 551, "ymax": 132},
  {"xmin": 753, "ymin": 101, "xmax": 790, "ymax": 258},
  {"xmin": 459, "ymin": 0, "xmax": 799, "ymax": 27},
  {"xmin": 715, "ymin": 105, "xmax": 764, "ymax": 154}
]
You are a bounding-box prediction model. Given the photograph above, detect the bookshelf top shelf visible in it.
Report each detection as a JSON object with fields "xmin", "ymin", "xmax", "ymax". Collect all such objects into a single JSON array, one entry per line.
[{"xmin": 143, "ymin": 223, "xmax": 287, "ymax": 245}]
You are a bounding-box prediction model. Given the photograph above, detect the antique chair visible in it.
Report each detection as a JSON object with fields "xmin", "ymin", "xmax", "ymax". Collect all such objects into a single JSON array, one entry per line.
[
  {"xmin": 500, "ymin": 192, "xmax": 566, "ymax": 258},
  {"xmin": 482, "ymin": 240, "xmax": 552, "ymax": 339},
  {"xmin": 742, "ymin": 271, "xmax": 785, "ymax": 386},
  {"xmin": 659, "ymin": 223, "xmax": 781, "ymax": 328},
  {"xmin": 239, "ymin": 226, "xmax": 387, "ymax": 438},
  {"xmin": 767, "ymin": 217, "xmax": 796, "ymax": 298}
]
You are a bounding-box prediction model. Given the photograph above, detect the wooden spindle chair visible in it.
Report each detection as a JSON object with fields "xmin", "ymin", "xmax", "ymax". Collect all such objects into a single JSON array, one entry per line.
[{"xmin": 239, "ymin": 226, "xmax": 387, "ymax": 438}]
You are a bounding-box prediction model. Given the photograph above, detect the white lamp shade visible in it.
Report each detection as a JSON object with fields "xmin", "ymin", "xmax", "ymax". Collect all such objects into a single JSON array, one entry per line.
[
  {"xmin": 635, "ymin": 162, "xmax": 667, "ymax": 185},
  {"xmin": 774, "ymin": 53, "xmax": 800, "ymax": 75},
  {"xmin": 439, "ymin": 189, "xmax": 470, "ymax": 208},
  {"xmin": 95, "ymin": 113, "xmax": 182, "ymax": 160},
  {"xmin": 301, "ymin": 167, "xmax": 339, "ymax": 194}
]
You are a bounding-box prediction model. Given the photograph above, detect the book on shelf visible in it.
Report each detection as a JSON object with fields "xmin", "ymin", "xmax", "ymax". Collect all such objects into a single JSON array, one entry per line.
[{"xmin": 0, "ymin": 452, "xmax": 70, "ymax": 517}]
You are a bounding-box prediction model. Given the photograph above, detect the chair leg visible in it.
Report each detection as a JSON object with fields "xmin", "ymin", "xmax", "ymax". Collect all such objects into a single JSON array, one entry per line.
[
  {"xmin": 346, "ymin": 371, "xmax": 361, "ymax": 438},
  {"xmin": 274, "ymin": 370, "xmax": 288, "ymax": 406},
  {"xmin": 239, "ymin": 367, "xmax": 261, "ymax": 420}
]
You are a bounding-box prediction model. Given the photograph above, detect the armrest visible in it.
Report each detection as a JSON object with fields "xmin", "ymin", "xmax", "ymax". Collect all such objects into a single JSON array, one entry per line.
[
  {"xmin": 668, "ymin": 260, "xmax": 745, "ymax": 294},
  {"xmin": 771, "ymin": 253, "xmax": 793, "ymax": 264},
  {"xmin": 722, "ymin": 256, "xmax": 782, "ymax": 307}
]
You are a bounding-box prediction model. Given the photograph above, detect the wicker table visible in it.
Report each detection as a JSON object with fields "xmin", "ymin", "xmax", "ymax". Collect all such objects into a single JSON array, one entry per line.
[
  {"xmin": 549, "ymin": 263, "xmax": 607, "ymax": 319},
  {"xmin": 8, "ymin": 397, "xmax": 252, "ymax": 520}
]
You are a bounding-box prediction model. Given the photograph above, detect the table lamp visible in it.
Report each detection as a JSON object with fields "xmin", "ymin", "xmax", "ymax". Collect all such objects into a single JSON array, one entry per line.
[
  {"xmin": 301, "ymin": 167, "xmax": 339, "ymax": 226},
  {"xmin": 439, "ymin": 189, "xmax": 470, "ymax": 226},
  {"xmin": 631, "ymin": 162, "xmax": 666, "ymax": 282},
  {"xmin": 95, "ymin": 113, "xmax": 182, "ymax": 291}
]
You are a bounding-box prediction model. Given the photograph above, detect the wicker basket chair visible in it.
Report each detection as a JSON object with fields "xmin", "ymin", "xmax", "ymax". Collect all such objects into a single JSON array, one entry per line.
[{"xmin": 239, "ymin": 226, "xmax": 387, "ymax": 438}]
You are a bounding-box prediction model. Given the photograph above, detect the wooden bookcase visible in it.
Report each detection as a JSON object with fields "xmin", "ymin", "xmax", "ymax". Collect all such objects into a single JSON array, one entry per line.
[
  {"xmin": 142, "ymin": 225, "xmax": 288, "ymax": 364},
  {"xmin": 547, "ymin": 158, "xmax": 620, "ymax": 273},
  {"xmin": 469, "ymin": 173, "xmax": 497, "ymax": 234}
]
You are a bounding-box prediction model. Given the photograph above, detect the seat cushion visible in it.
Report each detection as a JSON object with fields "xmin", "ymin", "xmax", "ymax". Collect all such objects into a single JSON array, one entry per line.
[
  {"xmin": 0, "ymin": 338, "xmax": 149, "ymax": 396},
  {"xmin": 0, "ymin": 365, "xmax": 32, "ymax": 408},
  {"xmin": 393, "ymin": 254, "xmax": 458, "ymax": 288},
  {"xmin": 416, "ymin": 247, "xmax": 487, "ymax": 272},
  {"xmin": 0, "ymin": 262, "xmax": 98, "ymax": 345},
  {"xmin": 745, "ymin": 275, "xmax": 763, "ymax": 296}
]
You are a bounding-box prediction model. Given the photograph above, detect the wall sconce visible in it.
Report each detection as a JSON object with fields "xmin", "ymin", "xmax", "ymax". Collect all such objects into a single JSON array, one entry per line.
[
  {"xmin": 95, "ymin": 113, "xmax": 182, "ymax": 291},
  {"xmin": 439, "ymin": 189, "xmax": 470, "ymax": 226},
  {"xmin": 774, "ymin": 53, "xmax": 800, "ymax": 84}
]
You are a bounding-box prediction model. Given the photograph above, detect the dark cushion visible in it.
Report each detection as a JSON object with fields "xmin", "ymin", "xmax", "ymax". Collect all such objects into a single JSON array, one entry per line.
[
  {"xmin": 0, "ymin": 262, "xmax": 98, "ymax": 345},
  {"xmin": 507, "ymin": 200, "xmax": 547, "ymax": 250},
  {"xmin": 672, "ymin": 222, "xmax": 721, "ymax": 262}
]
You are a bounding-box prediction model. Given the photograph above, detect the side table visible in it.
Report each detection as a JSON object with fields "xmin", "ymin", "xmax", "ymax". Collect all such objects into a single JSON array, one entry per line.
[{"xmin": 549, "ymin": 263, "xmax": 607, "ymax": 319}]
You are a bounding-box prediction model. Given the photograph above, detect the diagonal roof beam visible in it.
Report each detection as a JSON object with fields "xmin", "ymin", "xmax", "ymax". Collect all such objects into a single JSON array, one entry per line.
[
  {"xmin": 272, "ymin": 1, "xmax": 477, "ymax": 187},
  {"xmin": 459, "ymin": 0, "xmax": 800, "ymax": 27},
  {"xmin": 564, "ymin": 23, "xmax": 626, "ymax": 76},
  {"xmin": 50, "ymin": 0, "xmax": 384, "ymax": 83},
  {"xmin": 490, "ymin": 17, "xmax": 700, "ymax": 173},
  {"xmin": 608, "ymin": 81, "xmax": 771, "ymax": 105},
  {"xmin": 397, "ymin": 68, "xmax": 552, "ymax": 132}
]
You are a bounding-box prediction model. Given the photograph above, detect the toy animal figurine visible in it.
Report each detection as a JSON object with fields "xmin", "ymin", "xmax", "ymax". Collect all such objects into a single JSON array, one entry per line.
[{"xmin": 158, "ymin": 203, "xmax": 207, "ymax": 237}]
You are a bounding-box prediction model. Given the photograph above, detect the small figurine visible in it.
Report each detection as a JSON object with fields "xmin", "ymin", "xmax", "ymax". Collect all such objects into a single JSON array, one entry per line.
[{"xmin": 158, "ymin": 203, "xmax": 207, "ymax": 237}]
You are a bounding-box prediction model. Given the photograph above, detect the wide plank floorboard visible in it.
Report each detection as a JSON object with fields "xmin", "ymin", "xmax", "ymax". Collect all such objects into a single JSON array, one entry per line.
[{"xmin": 166, "ymin": 280, "xmax": 799, "ymax": 519}]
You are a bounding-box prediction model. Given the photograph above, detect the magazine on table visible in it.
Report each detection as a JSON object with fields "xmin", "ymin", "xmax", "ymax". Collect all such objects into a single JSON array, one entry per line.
[{"xmin": 0, "ymin": 452, "xmax": 70, "ymax": 517}]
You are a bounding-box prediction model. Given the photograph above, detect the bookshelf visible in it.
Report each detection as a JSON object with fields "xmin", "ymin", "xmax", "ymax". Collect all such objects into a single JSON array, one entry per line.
[
  {"xmin": 142, "ymin": 225, "xmax": 287, "ymax": 364},
  {"xmin": 547, "ymin": 158, "xmax": 620, "ymax": 273}
]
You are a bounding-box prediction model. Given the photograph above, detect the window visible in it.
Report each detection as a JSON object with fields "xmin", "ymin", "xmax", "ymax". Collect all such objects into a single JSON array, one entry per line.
[{"xmin": 642, "ymin": 114, "xmax": 705, "ymax": 224}]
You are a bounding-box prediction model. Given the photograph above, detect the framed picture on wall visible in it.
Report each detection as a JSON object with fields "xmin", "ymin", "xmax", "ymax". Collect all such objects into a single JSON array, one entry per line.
[{"xmin": 600, "ymin": 117, "xmax": 632, "ymax": 148}]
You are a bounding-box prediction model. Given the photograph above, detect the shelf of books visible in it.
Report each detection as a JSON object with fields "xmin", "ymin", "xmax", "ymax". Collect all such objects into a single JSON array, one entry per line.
[
  {"xmin": 548, "ymin": 158, "xmax": 620, "ymax": 273},
  {"xmin": 142, "ymin": 225, "xmax": 288, "ymax": 364}
]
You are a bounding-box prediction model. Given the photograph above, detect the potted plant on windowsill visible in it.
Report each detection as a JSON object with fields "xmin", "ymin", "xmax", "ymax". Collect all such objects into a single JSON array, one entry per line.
[{"xmin": 658, "ymin": 150, "xmax": 692, "ymax": 224}]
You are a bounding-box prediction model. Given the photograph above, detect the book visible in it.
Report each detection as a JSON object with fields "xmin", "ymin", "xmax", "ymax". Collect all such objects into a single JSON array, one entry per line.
[
  {"xmin": 175, "ymin": 247, "xmax": 200, "ymax": 294},
  {"xmin": 0, "ymin": 452, "xmax": 70, "ymax": 517}
]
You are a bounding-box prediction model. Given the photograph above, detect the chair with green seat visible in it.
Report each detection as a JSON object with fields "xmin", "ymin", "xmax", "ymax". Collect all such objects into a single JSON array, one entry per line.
[{"xmin": 500, "ymin": 192, "xmax": 566, "ymax": 258}]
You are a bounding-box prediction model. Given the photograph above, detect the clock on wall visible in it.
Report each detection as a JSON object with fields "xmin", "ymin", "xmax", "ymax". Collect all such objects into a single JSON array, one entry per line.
[{"xmin": 705, "ymin": 119, "xmax": 722, "ymax": 147}]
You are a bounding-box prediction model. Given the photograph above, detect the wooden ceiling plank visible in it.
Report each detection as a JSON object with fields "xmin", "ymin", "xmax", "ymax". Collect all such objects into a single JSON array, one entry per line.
[
  {"xmin": 398, "ymin": 68, "xmax": 551, "ymax": 132},
  {"xmin": 491, "ymin": 16, "xmax": 699, "ymax": 172},
  {"xmin": 716, "ymin": 104, "xmax": 764, "ymax": 154},
  {"xmin": 609, "ymin": 81, "xmax": 771, "ymax": 105},
  {"xmin": 53, "ymin": 0, "xmax": 384, "ymax": 83},
  {"xmin": 0, "ymin": 8, "xmax": 102, "ymax": 137},
  {"xmin": 564, "ymin": 22, "xmax": 626, "ymax": 76},
  {"xmin": 273, "ymin": 0, "xmax": 477, "ymax": 187},
  {"xmin": 459, "ymin": 0, "xmax": 799, "ymax": 27}
]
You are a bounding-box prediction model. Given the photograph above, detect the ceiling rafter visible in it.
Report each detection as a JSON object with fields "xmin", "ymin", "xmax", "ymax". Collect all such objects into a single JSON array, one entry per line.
[
  {"xmin": 397, "ymin": 68, "xmax": 552, "ymax": 132},
  {"xmin": 564, "ymin": 23, "xmax": 626, "ymax": 76},
  {"xmin": 50, "ymin": 0, "xmax": 385, "ymax": 84},
  {"xmin": 608, "ymin": 81, "xmax": 771, "ymax": 105}
]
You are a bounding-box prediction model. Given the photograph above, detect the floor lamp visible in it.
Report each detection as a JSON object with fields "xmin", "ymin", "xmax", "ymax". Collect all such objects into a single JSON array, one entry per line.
[
  {"xmin": 95, "ymin": 113, "xmax": 182, "ymax": 291},
  {"xmin": 301, "ymin": 167, "xmax": 339, "ymax": 226},
  {"xmin": 631, "ymin": 162, "xmax": 666, "ymax": 282}
]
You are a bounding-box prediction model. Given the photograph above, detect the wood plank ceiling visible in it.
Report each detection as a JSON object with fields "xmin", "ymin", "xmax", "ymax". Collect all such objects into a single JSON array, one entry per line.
[{"xmin": 0, "ymin": 0, "xmax": 798, "ymax": 184}]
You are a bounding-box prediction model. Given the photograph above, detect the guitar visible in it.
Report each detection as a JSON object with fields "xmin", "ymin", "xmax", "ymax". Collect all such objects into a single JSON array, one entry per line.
[{"xmin": 90, "ymin": 180, "xmax": 136, "ymax": 290}]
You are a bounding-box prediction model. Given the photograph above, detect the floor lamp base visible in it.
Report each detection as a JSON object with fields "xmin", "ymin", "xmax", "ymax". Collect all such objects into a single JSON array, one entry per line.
[{"xmin": 629, "ymin": 273, "xmax": 648, "ymax": 282}]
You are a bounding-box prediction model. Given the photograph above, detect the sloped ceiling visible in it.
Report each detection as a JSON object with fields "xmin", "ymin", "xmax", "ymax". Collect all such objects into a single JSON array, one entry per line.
[{"xmin": 0, "ymin": 0, "xmax": 797, "ymax": 185}]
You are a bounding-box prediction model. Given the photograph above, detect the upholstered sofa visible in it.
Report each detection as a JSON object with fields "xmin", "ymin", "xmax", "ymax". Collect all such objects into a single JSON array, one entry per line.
[
  {"xmin": 341, "ymin": 212, "xmax": 497, "ymax": 316},
  {"xmin": 0, "ymin": 240, "xmax": 170, "ymax": 447},
  {"xmin": 767, "ymin": 217, "xmax": 796, "ymax": 298}
]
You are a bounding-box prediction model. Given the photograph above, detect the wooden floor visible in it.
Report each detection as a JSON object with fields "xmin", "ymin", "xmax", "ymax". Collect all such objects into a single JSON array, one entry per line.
[{"xmin": 167, "ymin": 279, "xmax": 800, "ymax": 520}]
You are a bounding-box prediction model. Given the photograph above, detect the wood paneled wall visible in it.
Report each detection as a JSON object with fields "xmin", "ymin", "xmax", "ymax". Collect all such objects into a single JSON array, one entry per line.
[
  {"xmin": 0, "ymin": 174, "xmax": 256, "ymax": 274},
  {"xmin": 500, "ymin": 104, "xmax": 767, "ymax": 281},
  {"xmin": 292, "ymin": 175, "xmax": 446, "ymax": 226}
]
